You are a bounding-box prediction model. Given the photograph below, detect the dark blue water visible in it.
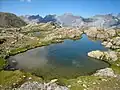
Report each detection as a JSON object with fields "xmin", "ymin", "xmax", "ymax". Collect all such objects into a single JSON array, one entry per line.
[{"xmin": 8, "ymin": 34, "xmax": 109, "ymax": 79}]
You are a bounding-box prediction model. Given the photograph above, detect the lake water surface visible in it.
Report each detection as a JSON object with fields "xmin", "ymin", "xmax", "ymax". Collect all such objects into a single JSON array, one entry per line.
[{"xmin": 8, "ymin": 34, "xmax": 109, "ymax": 79}]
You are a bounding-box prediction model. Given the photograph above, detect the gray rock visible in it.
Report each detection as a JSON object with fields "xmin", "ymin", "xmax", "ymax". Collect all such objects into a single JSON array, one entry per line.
[
  {"xmin": 102, "ymin": 41, "xmax": 113, "ymax": 48},
  {"xmin": 84, "ymin": 27, "xmax": 98, "ymax": 38},
  {"xmin": 96, "ymin": 33, "xmax": 109, "ymax": 39},
  {"xmin": 104, "ymin": 51, "xmax": 118, "ymax": 61},
  {"xmin": 105, "ymin": 42, "xmax": 113, "ymax": 48},
  {"xmin": 106, "ymin": 29, "xmax": 117, "ymax": 37},
  {"xmin": 93, "ymin": 68, "xmax": 117, "ymax": 77},
  {"xmin": 15, "ymin": 80, "xmax": 69, "ymax": 90},
  {"xmin": 88, "ymin": 50, "xmax": 118, "ymax": 61},
  {"xmin": 84, "ymin": 27, "xmax": 110, "ymax": 39},
  {"xmin": 88, "ymin": 50, "xmax": 104, "ymax": 60},
  {"xmin": 112, "ymin": 37, "xmax": 120, "ymax": 46}
]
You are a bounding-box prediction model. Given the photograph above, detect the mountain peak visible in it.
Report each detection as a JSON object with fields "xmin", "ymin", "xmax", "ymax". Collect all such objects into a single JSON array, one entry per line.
[{"xmin": 63, "ymin": 13, "xmax": 73, "ymax": 16}]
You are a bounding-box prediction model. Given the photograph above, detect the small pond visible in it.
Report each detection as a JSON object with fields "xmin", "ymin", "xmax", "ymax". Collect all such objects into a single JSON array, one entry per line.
[{"xmin": 8, "ymin": 34, "xmax": 109, "ymax": 79}]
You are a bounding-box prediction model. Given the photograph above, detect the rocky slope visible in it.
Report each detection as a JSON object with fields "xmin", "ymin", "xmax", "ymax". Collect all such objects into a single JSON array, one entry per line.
[{"xmin": 0, "ymin": 12, "xmax": 27, "ymax": 28}]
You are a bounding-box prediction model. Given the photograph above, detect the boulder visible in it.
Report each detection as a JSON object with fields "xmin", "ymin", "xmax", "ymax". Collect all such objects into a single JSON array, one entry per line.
[
  {"xmin": 105, "ymin": 42, "xmax": 113, "ymax": 48},
  {"xmin": 104, "ymin": 51, "xmax": 118, "ymax": 61},
  {"xmin": 96, "ymin": 33, "xmax": 109, "ymax": 39},
  {"xmin": 101, "ymin": 41, "xmax": 108, "ymax": 46},
  {"xmin": 88, "ymin": 50, "xmax": 118, "ymax": 61},
  {"xmin": 17, "ymin": 81, "xmax": 69, "ymax": 90},
  {"xmin": 93, "ymin": 68, "xmax": 117, "ymax": 77},
  {"xmin": 112, "ymin": 37, "xmax": 120, "ymax": 46},
  {"xmin": 88, "ymin": 50, "xmax": 104, "ymax": 60},
  {"xmin": 102, "ymin": 41, "xmax": 113, "ymax": 48}
]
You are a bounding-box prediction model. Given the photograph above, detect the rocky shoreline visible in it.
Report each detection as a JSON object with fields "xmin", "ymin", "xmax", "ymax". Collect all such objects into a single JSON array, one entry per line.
[
  {"xmin": 0, "ymin": 23, "xmax": 120, "ymax": 89},
  {"xmin": 86, "ymin": 27, "xmax": 120, "ymax": 80}
]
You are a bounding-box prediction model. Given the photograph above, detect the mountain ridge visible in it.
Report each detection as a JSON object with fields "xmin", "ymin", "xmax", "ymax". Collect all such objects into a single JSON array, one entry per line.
[
  {"xmin": 20, "ymin": 13, "xmax": 120, "ymax": 29},
  {"xmin": 0, "ymin": 12, "xmax": 27, "ymax": 28}
]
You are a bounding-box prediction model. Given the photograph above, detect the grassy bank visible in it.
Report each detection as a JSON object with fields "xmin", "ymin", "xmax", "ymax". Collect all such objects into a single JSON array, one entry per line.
[
  {"xmin": 0, "ymin": 70, "xmax": 43, "ymax": 89},
  {"xmin": 0, "ymin": 57, "xmax": 7, "ymax": 71}
]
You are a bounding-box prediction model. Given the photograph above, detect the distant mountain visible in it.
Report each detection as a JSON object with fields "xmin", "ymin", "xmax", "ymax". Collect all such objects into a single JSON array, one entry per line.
[
  {"xmin": 87, "ymin": 14, "xmax": 120, "ymax": 29},
  {"xmin": 0, "ymin": 12, "xmax": 27, "ymax": 28},
  {"xmin": 21, "ymin": 13, "xmax": 120, "ymax": 29},
  {"xmin": 56, "ymin": 13, "xmax": 85, "ymax": 28},
  {"xmin": 20, "ymin": 15, "xmax": 43, "ymax": 24},
  {"xmin": 43, "ymin": 15, "xmax": 57, "ymax": 23},
  {"xmin": 117, "ymin": 13, "xmax": 120, "ymax": 19}
]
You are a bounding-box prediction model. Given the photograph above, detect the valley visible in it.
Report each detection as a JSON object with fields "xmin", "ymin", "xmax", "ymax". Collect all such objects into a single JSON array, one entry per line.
[{"xmin": 0, "ymin": 12, "xmax": 120, "ymax": 90}]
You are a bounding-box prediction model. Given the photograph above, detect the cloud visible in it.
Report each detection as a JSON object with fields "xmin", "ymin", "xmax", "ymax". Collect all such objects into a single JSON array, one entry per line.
[{"xmin": 20, "ymin": 0, "xmax": 32, "ymax": 2}]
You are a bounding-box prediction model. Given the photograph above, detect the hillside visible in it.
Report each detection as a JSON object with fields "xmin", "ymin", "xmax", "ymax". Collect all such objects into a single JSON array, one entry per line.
[{"xmin": 0, "ymin": 12, "xmax": 27, "ymax": 28}]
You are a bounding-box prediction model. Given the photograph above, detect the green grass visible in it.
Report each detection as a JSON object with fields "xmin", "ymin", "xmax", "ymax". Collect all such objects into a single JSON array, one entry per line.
[
  {"xmin": 0, "ymin": 57, "xmax": 7, "ymax": 70},
  {"xmin": 0, "ymin": 70, "xmax": 43, "ymax": 89},
  {"xmin": 9, "ymin": 47, "xmax": 28, "ymax": 55},
  {"xmin": 110, "ymin": 59, "xmax": 120, "ymax": 74},
  {"xmin": 57, "ymin": 76, "xmax": 120, "ymax": 90}
]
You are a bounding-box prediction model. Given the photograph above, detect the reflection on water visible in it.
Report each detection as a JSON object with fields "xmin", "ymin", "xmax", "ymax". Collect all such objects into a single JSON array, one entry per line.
[{"xmin": 8, "ymin": 34, "xmax": 109, "ymax": 79}]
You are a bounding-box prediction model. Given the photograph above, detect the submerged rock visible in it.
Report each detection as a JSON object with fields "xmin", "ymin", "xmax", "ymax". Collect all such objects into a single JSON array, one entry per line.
[{"xmin": 93, "ymin": 68, "xmax": 117, "ymax": 77}]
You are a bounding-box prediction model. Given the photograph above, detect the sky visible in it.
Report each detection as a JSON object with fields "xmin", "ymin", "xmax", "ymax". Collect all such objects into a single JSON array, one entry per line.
[{"xmin": 0, "ymin": 0, "xmax": 120, "ymax": 17}]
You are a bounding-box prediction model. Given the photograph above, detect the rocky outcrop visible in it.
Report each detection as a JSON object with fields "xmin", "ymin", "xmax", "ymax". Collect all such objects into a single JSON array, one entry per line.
[
  {"xmin": 93, "ymin": 68, "xmax": 117, "ymax": 77},
  {"xmin": 16, "ymin": 79, "xmax": 69, "ymax": 90},
  {"xmin": 105, "ymin": 29, "xmax": 117, "ymax": 37},
  {"xmin": 102, "ymin": 36, "xmax": 120, "ymax": 49},
  {"xmin": 88, "ymin": 50, "xmax": 118, "ymax": 61},
  {"xmin": 0, "ymin": 12, "xmax": 27, "ymax": 28},
  {"xmin": 84, "ymin": 27, "xmax": 110, "ymax": 40},
  {"xmin": 84, "ymin": 27, "xmax": 118, "ymax": 40}
]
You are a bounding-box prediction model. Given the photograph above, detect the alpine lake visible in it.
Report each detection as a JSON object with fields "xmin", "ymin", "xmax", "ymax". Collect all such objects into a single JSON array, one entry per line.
[{"xmin": 8, "ymin": 34, "xmax": 109, "ymax": 80}]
